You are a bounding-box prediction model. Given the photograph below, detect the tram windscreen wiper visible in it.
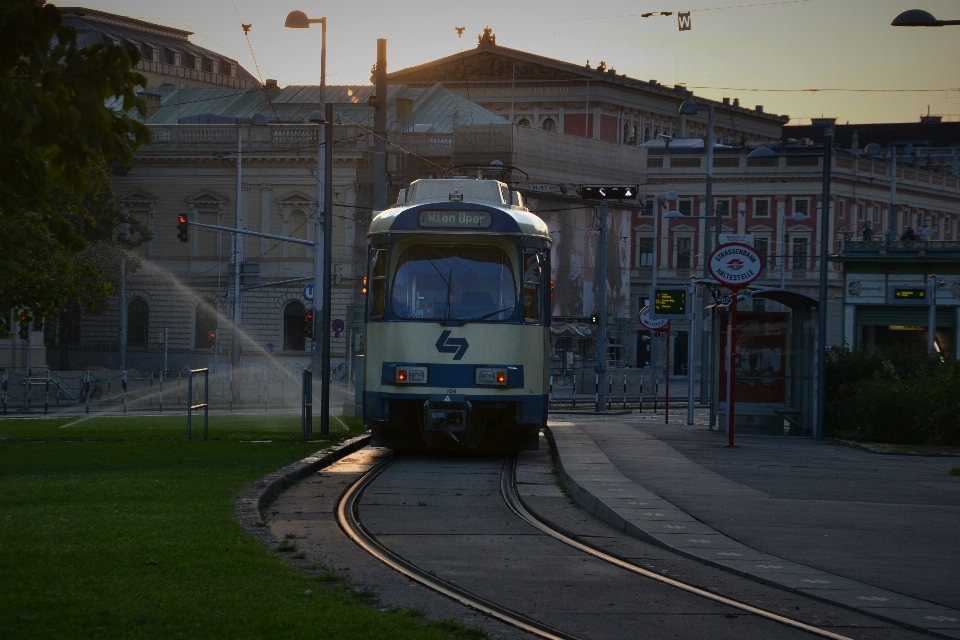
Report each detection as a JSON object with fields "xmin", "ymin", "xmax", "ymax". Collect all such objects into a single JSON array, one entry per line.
[
  {"xmin": 423, "ymin": 256, "xmax": 454, "ymax": 320},
  {"xmin": 456, "ymin": 306, "xmax": 514, "ymax": 326}
]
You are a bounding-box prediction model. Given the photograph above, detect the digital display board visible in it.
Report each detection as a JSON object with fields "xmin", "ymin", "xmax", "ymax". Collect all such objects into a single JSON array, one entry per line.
[
  {"xmin": 418, "ymin": 210, "xmax": 492, "ymax": 230},
  {"xmin": 654, "ymin": 289, "xmax": 687, "ymax": 315},
  {"xmin": 894, "ymin": 288, "xmax": 925, "ymax": 301}
]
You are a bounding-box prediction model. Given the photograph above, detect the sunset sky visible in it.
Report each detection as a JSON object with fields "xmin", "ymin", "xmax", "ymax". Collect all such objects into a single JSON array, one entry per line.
[{"xmin": 76, "ymin": 0, "xmax": 960, "ymax": 125}]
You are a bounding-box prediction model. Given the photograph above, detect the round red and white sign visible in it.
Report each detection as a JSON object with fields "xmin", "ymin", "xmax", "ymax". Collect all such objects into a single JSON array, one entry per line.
[
  {"xmin": 639, "ymin": 306, "xmax": 669, "ymax": 332},
  {"xmin": 709, "ymin": 242, "xmax": 763, "ymax": 290}
]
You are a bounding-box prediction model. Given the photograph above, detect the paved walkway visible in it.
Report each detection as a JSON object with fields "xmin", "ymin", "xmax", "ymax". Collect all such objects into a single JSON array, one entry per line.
[{"xmin": 547, "ymin": 413, "xmax": 960, "ymax": 639}]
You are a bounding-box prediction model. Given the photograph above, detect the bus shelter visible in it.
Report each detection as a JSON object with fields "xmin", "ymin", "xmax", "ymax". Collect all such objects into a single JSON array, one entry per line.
[{"xmin": 714, "ymin": 290, "xmax": 817, "ymax": 436}]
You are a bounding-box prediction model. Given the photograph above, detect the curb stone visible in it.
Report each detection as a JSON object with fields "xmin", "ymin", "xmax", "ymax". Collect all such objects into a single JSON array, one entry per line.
[
  {"xmin": 544, "ymin": 424, "xmax": 960, "ymax": 639},
  {"xmin": 235, "ymin": 434, "xmax": 370, "ymax": 558},
  {"xmin": 829, "ymin": 438, "xmax": 960, "ymax": 457}
]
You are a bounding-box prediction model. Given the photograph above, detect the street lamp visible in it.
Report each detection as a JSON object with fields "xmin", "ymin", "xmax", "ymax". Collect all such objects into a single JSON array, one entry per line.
[
  {"xmin": 287, "ymin": 10, "xmax": 331, "ymax": 435},
  {"xmin": 679, "ymin": 98, "xmax": 715, "ymax": 406},
  {"xmin": 892, "ymin": 9, "xmax": 960, "ymax": 26}
]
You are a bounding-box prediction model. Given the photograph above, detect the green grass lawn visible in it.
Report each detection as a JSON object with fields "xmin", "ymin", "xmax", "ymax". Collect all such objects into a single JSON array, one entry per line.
[{"xmin": 0, "ymin": 415, "xmax": 483, "ymax": 639}]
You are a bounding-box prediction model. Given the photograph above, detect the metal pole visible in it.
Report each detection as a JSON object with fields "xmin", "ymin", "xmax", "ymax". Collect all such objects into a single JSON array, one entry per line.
[
  {"xmin": 889, "ymin": 148, "xmax": 897, "ymax": 244},
  {"xmin": 664, "ymin": 324, "xmax": 670, "ymax": 424},
  {"xmin": 700, "ymin": 105, "xmax": 714, "ymax": 405},
  {"xmin": 203, "ymin": 368, "xmax": 209, "ymax": 441},
  {"xmin": 373, "ymin": 39, "xmax": 388, "ymax": 212},
  {"xmin": 595, "ymin": 203, "xmax": 608, "ymax": 413},
  {"xmin": 726, "ymin": 295, "xmax": 738, "ymax": 447},
  {"xmin": 163, "ymin": 328, "xmax": 169, "ymax": 372},
  {"xmin": 320, "ymin": 102, "xmax": 334, "ymax": 435},
  {"xmin": 187, "ymin": 369, "xmax": 193, "ymax": 442},
  {"xmin": 780, "ymin": 221, "xmax": 788, "ymax": 290},
  {"xmin": 929, "ymin": 274, "xmax": 938, "ymax": 354},
  {"xmin": 687, "ymin": 284, "xmax": 696, "ymax": 425},
  {"xmin": 814, "ymin": 130, "xmax": 833, "ymax": 441},
  {"xmin": 233, "ymin": 122, "xmax": 243, "ymax": 369},
  {"xmin": 651, "ymin": 195, "xmax": 660, "ymax": 288},
  {"xmin": 119, "ymin": 258, "xmax": 126, "ymax": 371},
  {"xmin": 311, "ymin": 20, "xmax": 326, "ymax": 384}
]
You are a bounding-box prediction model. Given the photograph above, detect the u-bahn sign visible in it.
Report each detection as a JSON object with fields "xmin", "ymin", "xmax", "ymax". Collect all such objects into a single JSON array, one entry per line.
[{"xmin": 709, "ymin": 243, "xmax": 762, "ymax": 291}]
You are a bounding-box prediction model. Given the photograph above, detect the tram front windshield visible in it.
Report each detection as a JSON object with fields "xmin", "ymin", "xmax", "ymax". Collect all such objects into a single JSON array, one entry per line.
[{"xmin": 391, "ymin": 245, "xmax": 516, "ymax": 322}]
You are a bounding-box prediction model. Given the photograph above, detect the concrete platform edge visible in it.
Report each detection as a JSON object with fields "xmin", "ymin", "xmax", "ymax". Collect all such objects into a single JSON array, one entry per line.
[{"xmin": 544, "ymin": 424, "xmax": 960, "ymax": 639}]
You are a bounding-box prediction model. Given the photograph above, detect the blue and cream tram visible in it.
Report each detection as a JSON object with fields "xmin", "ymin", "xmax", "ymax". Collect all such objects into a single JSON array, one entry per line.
[{"xmin": 363, "ymin": 179, "xmax": 552, "ymax": 452}]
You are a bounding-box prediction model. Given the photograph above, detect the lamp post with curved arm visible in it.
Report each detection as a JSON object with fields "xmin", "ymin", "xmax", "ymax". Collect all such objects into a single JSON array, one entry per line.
[{"xmin": 891, "ymin": 9, "xmax": 960, "ymax": 26}]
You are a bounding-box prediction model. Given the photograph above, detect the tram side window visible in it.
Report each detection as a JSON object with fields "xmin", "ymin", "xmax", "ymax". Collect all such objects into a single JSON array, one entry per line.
[
  {"xmin": 369, "ymin": 247, "xmax": 387, "ymax": 320},
  {"xmin": 523, "ymin": 250, "xmax": 543, "ymax": 324}
]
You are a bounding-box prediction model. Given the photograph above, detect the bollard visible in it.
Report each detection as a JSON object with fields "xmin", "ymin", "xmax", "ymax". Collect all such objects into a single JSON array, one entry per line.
[
  {"xmin": 622, "ymin": 374, "xmax": 627, "ymax": 410},
  {"xmin": 607, "ymin": 374, "xmax": 613, "ymax": 410},
  {"xmin": 549, "ymin": 375, "xmax": 553, "ymax": 402},
  {"xmin": 159, "ymin": 370, "xmax": 164, "ymax": 413},
  {"xmin": 1, "ymin": 369, "xmax": 7, "ymax": 415},
  {"xmin": 594, "ymin": 373, "xmax": 599, "ymax": 407},
  {"xmin": 301, "ymin": 369, "xmax": 313, "ymax": 441},
  {"xmin": 122, "ymin": 370, "xmax": 128, "ymax": 413},
  {"xmin": 84, "ymin": 370, "xmax": 90, "ymax": 414},
  {"xmin": 44, "ymin": 372, "xmax": 50, "ymax": 415},
  {"xmin": 572, "ymin": 374, "xmax": 577, "ymax": 408}
]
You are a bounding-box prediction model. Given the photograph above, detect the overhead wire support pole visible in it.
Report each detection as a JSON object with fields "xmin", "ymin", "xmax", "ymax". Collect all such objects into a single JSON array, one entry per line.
[
  {"xmin": 373, "ymin": 39, "xmax": 388, "ymax": 212},
  {"xmin": 595, "ymin": 203, "xmax": 608, "ymax": 413},
  {"xmin": 814, "ymin": 128, "xmax": 833, "ymax": 441},
  {"xmin": 320, "ymin": 101, "xmax": 334, "ymax": 436}
]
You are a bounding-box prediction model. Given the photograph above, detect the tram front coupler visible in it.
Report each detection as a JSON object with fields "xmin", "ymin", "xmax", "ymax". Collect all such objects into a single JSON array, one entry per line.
[{"xmin": 423, "ymin": 395, "xmax": 472, "ymax": 441}]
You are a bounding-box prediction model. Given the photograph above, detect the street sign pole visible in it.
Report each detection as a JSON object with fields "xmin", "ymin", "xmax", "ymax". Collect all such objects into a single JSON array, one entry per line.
[
  {"xmin": 726, "ymin": 293, "xmax": 737, "ymax": 447},
  {"xmin": 687, "ymin": 282, "xmax": 696, "ymax": 425}
]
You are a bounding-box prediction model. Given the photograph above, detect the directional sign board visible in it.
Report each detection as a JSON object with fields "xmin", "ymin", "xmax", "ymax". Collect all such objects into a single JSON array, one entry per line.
[
  {"xmin": 649, "ymin": 286, "xmax": 694, "ymax": 321},
  {"xmin": 719, "ymin": 234, "xmax": 754, "ymax": 247},
  {"xmin": 303, "ymin": 283, "xmax": 314, "ymax": 301},
  {"xmin": 639, "ymin": 305, "xmax": 669, "ymax": 332},
  {"xmin": 708, "ymin": 243, "xmax": 763, "ymax": 291}
]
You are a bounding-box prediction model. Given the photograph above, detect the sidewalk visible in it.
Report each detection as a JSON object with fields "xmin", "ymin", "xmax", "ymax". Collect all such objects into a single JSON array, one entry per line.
[{"xmin": 546, "ymin": 413, "xmax": 960, "ymax": 639}]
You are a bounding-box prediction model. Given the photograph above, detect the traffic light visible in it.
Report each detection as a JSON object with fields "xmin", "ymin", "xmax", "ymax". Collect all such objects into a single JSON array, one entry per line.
[
  {"xmin": 18, "ymin": 315, "xmax": 29, "ymax": 340},
  {"xmin": 361, "ymin": 276, "xmax": 368, "ymax": 295},
  {"xmin": 208, "ymin": 331, "xmax": 216, "ymax": 341},
  {"xmin": 589, "ymin": 314, "xmax": 598, "ymax": 324},
  {"xmin": 177, "ymin": 215, "xmax": 189, "ymax": 242},
  {"xmin": 579, "ymin": 185, "xmax": 638, "ymax": 200},
  {"xmin": 304, "ymin": 309, "xmax": 314, "ymax": 339}
]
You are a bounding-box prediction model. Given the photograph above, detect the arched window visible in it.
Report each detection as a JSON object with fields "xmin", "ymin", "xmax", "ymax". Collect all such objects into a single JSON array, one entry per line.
[
  {"xmin": 287, "ymin": 209, "xmax": 308, "ymax": 259},
  {"xmin": 542, "ymin": 118, "xmax": 555, "ymax": 132},
  {"xmin": 284, "ymin": 301, "xmax": 307, "ymax": 351},
  {"xmin": 631, "ymin": 125, "xmax": 638, "ymax": 144},
  {"xmin": 195, "ymin": 300, "xmax": 218, "ymax": 349},
  {"xmin": 127, "ymin": 299, "xmax": 149, "ymax": 348},
  {"xmin": 644, "ymin": 127, "xmax": 651, "ymax": 142},
  {"xmin": 517, "ymin": 118, "xmax": 530, "ymax": 127},
  {"xmin": 623, "ymin": 122, "xmax": 631, "ymax": 143}
]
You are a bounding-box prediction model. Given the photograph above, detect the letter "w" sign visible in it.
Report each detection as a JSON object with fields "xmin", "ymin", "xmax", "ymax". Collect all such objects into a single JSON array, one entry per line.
[{"xmin": 678, "ymin": 11, "xmax": 692, "ymax": 31}]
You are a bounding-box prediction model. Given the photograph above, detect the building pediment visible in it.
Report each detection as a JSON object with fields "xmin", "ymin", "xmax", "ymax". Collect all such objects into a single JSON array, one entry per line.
[
  {"xmin": 748, "ymin": 224, "xmax": 774, "ymax": 233},
  {"xmin": 118, "ymin": 189, "xmax": 158, "ymax": 205},
  {"xmin": 389, "ymin": 46, "xmax": 595, "ymax": 86},
  {"xmin": 186, "ymin": 190, "xmax": 227, "ymax": 206},
  {"xmin": 276, "ymin": 190, "xmax": 316, "ymax": 207}
]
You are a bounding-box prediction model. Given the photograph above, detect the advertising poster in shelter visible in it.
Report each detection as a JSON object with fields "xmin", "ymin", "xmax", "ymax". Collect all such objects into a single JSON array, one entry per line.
[
  {"xmin": 534, "ymin": 205, "xmax": 632, "ymax": 320},
  {"xmin": 719, "ymin": 313, "xmax": 788, "ymax": 406}
]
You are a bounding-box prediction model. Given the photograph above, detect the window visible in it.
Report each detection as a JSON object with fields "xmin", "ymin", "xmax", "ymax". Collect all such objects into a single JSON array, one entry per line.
[
  {"xmin": 858, "ymin": 203, "xmax": 865, "ymax": 221},
  {"xmin": 369, "ymin": 246, "xmax": 387, "ymax": 320},
  {"xmin": 517, "ymin": 118, "xmax": 530, "ymax": 127},
  {"xmin": 754, "ymin": 237, "xmax": 769, "ymax": 269},
  {"xmin": 391, "ymin": 245, "xmax": 516, "ymax": 322},
  {"xmin": 873, "ymin": 206, "xmax": 880, "ymax": 224},
  {"xmin": 195, "ymin": 301, "xmax": 217, "ymax": 349},
  {"xmin": 522, "ymin": 250, "xmax": 544, "ymax": 324},
  {"xmin": 283, "ymin": 301, "xmax": 306, "ymax": 351},
  {"xmin": 641, "ymin": 199, "xmax": 653, "ymax": 216},
  {"xmin": 794, "ymin": 199, "xmax": 809, "ymax": 218},
  {"xmin": 791, "ymin": 237, "xmax": 808, "ymax": 271},
  {"xmin": 636, "ymin": 236, "xmax": 653, "ymax": 267},
  {"xmin": 716, "ymin": 199, "xmax": 731, "ymax": 217},
  {"xmin": 678, "ymin": 200, "xmax": 693, "ymax": 216},
  {"xmin": 542, "ymin": 118, "xmax": 555, "ymax": 132},
  {"xmin": 127, "ymin": 299, "xmax": 149, "ymax": 347},
  {"xmin": 754, "ymin": 199, "xmax": 770, "ymax": 217},
  {"xmin": 676, "ymin": 237, "xmax": 692, "ymax": 269},
  {"xmin": 287, "ymin": 209, "xmax": 308, "ymax": 259},
  {"xmin": 644, "ymin": 127, "xmax": 651, "ymax": 142},
  {"xmin": 838, "ymin": 200, "xmax": 845, "ymax": 220}
]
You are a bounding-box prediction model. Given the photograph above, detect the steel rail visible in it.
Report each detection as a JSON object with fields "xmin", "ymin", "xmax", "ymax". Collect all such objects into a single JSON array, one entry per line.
[
  {"xmin": 336, "ymin": 454, "xmax": 580, "ymax": 640},
  {"xmin": 501, "ymin": 457, "xmax": 854, "ymax": 640}
]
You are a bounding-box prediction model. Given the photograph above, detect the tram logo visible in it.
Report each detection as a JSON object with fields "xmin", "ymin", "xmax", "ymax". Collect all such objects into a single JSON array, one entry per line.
[
  {"xmin": 726, "ymin": 258, "xmax": 745, "ymax": 271},
  {"xmin": 436, "ymin": 330, "xmax": 469, "ymax": 360}
]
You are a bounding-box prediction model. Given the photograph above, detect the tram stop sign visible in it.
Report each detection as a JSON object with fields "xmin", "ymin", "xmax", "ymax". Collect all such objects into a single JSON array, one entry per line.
[
  {"xmin": 639, "ymin": 305, "xmax": 669, "ymax": 332},
  {"xmin": 708, "ymin": 243, "xmax": 763, "ymax": 291}
]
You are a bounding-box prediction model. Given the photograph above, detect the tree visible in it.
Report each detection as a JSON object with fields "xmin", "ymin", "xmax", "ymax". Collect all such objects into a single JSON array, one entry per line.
[{"xmin": 0, "ymin": 1, "xmax": 151, "ymax": 334}]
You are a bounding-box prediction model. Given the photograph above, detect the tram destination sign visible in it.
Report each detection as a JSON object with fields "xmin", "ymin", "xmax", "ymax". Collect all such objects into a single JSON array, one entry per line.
[
  {"xmin": 649, "ymin": 286, "xmax": 693, "ymax": 321},
  {"xmin": 418, "ymin": 210, "xmax": 492, "ymax": 230},
  {"xmin": 709, "ymin": 242, "xmax": 763, "ymax": 290}
]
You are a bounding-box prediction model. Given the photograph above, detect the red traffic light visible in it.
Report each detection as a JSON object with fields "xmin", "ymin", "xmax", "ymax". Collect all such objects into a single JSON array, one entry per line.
[
  {"xmin": 208, "ymin": 331, "xmax": 216, "ymax": 340},
  {"xmin": 177, "ymin": 215, "xmax": 187, "ymax": 224}
]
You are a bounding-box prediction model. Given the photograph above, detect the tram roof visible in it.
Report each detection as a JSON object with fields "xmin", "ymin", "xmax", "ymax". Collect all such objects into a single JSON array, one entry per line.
[{"xmin": 369, "ymin": 179, "xmax": 551, "ymax": 241}]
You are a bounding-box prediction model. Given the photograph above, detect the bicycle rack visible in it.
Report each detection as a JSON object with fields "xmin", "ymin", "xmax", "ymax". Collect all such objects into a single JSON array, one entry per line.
[{"xmin": 187, "ymin": 368, "xmax": 209, "ymax": 442}]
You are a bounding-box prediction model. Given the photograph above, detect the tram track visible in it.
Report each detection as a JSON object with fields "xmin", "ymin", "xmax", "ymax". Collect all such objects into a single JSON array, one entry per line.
[{"xmin": 337, "ymin": 451, "xmax": 856, "ymax": 640}]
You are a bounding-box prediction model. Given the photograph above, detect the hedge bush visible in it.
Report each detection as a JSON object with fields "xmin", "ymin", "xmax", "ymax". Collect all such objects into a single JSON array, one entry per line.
[{"xmin": 825, "ymin": 347, "xmax": 960, "ymax": 445}]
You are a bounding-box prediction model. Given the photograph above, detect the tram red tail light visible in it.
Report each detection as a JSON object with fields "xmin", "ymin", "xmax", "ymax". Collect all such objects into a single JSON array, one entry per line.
[
  {"xmin": 550, "ymin": 279, "xmax": 555, "ymax": 299},
  {"xmin": 395, "ymin": 366, "xmax": 427, "ymax": 384},
  {"xmin": 475, "ymin": 368, "xmax": 508, "ymax": 386}
]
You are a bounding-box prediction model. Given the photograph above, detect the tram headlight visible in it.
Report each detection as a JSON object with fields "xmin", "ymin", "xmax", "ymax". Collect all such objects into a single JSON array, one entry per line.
[
  {"xmin": 395, "ymin": 366, "xmax": 427, "ymax": 384},
  {"xmin": 475, "ymin": 367, "xmax": 508, "ymax": 386}
]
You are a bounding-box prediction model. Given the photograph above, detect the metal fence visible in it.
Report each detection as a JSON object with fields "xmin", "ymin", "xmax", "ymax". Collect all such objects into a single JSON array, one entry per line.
[
  {"xmin": 1, "ymin": 363, "xmax": 353, "ymax": 415},
  {"xmin": 549, "ymin": 366, "xmax": 682, "ymax": 410}
]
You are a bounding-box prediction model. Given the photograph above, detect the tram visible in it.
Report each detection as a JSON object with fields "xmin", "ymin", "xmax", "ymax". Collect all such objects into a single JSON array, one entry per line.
[{"xmin": 363, "ymin": 178, "xmax": 552, "ymax": 452}]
